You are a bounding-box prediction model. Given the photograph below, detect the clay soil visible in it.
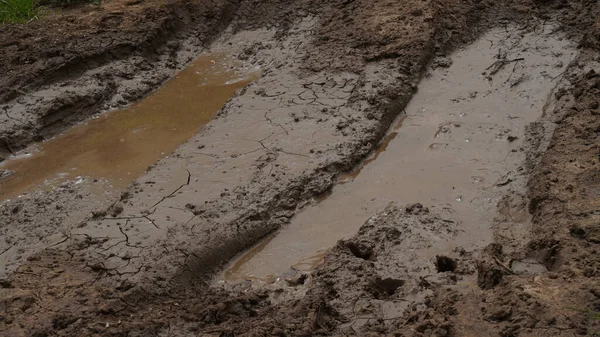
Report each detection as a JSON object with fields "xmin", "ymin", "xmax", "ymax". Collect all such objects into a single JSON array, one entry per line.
[{"xmin": 2, "ymin": 0, "xmax": 600, "ymax": 336}]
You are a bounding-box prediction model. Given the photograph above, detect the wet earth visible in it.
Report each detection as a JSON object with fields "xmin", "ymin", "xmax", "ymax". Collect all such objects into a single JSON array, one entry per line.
[
  {"xmin": 0, "ymin": 54, "xmax": 257, "ymax": 200},
  {"xmin": 1, "ymin": 0, "xmax": 600, "ymax": 336},
  {"xmin": 220, "ymin": 23, "xmax": 576, "ymax": 282}
]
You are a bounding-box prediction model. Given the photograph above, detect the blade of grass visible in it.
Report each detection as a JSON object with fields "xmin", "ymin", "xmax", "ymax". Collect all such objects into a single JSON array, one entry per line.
[{"xmin": 0, "ymin": 0, "xmax": 40, "ymax": 24}]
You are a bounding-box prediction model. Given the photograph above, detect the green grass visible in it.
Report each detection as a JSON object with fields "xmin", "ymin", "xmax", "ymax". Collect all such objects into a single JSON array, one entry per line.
[
  {"xmin": 0, "ymin": 0, "xmax": 40, "ymax": 24},
  {"xmin": 593, "ymin": 311, "xmax": 600, "ymax": 336},
  {"xmin": 570, "ymin": 306, "xmax": 600, "ymax": 335}
]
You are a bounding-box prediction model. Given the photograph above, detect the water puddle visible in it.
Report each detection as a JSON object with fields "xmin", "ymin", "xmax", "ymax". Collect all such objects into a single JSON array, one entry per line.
[
  {"xmin": 218, "ymin": 24, "xmax": 575, "ymax": 283},
  {"xmin": 511, "ymin": 258, "xmax": 548, "ymax": 275},
  {"xmin": 0, "ymin": 55, "xmax": 258, "ymax": 201}
]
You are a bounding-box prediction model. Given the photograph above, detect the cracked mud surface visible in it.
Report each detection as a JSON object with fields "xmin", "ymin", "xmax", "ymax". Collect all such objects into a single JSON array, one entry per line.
[
  {"xmin": 2, "ymin": 0, "xmax": 600, "ymax": 336},
  {"xmin": 221, "ymin": 22, "xmax": 576, "ymax": 282},
  {"xmin": 1, "ymin": 0, "xmax": 453, "ymax": 280},
  {"xmin": 0, "ymin": 54, "xmax": 259, "ymax": 201}
]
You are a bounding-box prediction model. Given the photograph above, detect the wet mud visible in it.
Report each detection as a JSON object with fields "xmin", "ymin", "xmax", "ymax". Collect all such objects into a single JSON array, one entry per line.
[
  {"xmin": 1, "ymin": 0, "xmax": 600, "ymax": 336},
  {"xmin": 1, "ymin": 0, "xmax": 444, "ymax": 279},
  {"xmin": 221, "ymin": 23, "xmax": 576, "ymax": 282},
  {"xmin": 0, "ymin": 55, "xmax": 257, "ymax": 200}
]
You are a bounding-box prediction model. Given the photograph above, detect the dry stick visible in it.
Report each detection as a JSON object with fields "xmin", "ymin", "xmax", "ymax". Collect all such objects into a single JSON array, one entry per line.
[
  {"xmin": 49, "ymin": 234, "xmax": 71, "ymax": 247},
  {"xmin": 486, "ymin": 57, "xmax": 525, "ymax": 75},
  {"xmin": 493, "ymin": 256, "xmax": 515, "ymax": 274},
  {"xmin": 0, "ymin": 243, "xmax": 15, "ymax": 256},
  {"xmin": 143, "ymin": 215, "xmax": 160, "ymax": 229}
]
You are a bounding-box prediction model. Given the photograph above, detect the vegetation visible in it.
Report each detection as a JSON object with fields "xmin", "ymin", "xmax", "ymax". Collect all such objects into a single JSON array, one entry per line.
[
  {"xmin": 1, "ymin": 0, "xmax": 100, "ymax": 24},
  {"xmin": 0, "ymin": 0, "xmax": 40, "ymax": 24},
  {"xmin": 593, "ymin": 311, "xmax": 600, "ymax": 335}
]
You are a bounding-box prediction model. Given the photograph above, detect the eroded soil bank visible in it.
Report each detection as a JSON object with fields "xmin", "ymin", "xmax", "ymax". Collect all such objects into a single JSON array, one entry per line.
[{"xmin": 1, "ymin": 0, "xmax": 600, "ymax": 336}]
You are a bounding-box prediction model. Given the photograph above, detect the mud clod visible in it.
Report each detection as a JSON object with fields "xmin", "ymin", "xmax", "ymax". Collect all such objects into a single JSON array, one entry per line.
[
  {"xmin": 405, "ymin": 203, "xmax": 429, "ymax": 215},
  {"xmin": 284, "ymin": 273, "xmax": 307, "ymax": 286},
  {"xmin": 477, "ymin": 244, "xmax": 506, "ymax": 289},
  {"xmin": 0, "ymin": 278, "xmax": 13, "ymax": 288},
  {"xmin": 344, "ymin": 241, "xmax": 374, "ymax": 260},
  {"xmin": 52, "ymin": 315, "xmax": 78, "ymax": 330},
  {"xmin": 486, "ymin": 306, "xmax": 513, "ymax": 322}
]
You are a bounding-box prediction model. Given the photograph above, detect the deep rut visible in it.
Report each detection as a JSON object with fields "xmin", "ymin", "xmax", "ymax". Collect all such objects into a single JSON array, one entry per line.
[{"xmin": 220, "ymin": 22, "xmax": 577, "ymax": 283}]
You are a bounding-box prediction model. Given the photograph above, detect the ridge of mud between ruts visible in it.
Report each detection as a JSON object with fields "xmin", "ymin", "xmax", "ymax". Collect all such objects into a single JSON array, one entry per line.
[
  {"xmin": 1, "ymin": 0, "xmax": 600, "ymax": 336},
  {"xmin": 0, "ymin": 0, "xmax": 495, "ymax": 280},
  {"xmin": 0, "ymin": 0, "xmax": 485, "ymax": 277},
  {"xmin": 0, "ymin": 0, "xmax": 484, "ymax": 160},
  {"xmin": 0, "ymin": 0, "xmax": 277, "ymax": 155}
]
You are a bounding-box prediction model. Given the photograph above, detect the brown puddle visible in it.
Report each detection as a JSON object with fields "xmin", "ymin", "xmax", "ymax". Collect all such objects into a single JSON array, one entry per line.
[
  {"xmin": 337, "ymin": 131, "xmax": 398, "ymax": 184},
  {"xmin": 337, "ymin": 115, "xmax": 406, "ymax": 185},
  {"xmin": 223, "ymin": 232, "xmax": 278, "ymax": 282},
  {"xmin": 224, "ymin": 227, "xmax": 328, "ymax": 282},
  {"xmin": 218, "ymin": 24, "xmax": 576, "ymax": 283},
  {"xmin": 0, "ymin": 55, "xmax": 258, "ymax": 201}
]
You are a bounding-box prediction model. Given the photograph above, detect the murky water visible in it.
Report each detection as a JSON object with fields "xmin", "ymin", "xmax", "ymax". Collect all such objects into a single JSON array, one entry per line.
[
  {"xmin": 0, "ymin": 55, "xmax": 258, "ymax": 201},
  {"xmin": 220, "ymin": 25, "xmax": 575, "ymax": 282}
]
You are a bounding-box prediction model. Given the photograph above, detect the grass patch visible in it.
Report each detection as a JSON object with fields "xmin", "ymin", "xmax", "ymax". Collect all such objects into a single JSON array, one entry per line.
[{"xmin": 0, "ymin": 0, "xmax": 40, "ymax": 23}]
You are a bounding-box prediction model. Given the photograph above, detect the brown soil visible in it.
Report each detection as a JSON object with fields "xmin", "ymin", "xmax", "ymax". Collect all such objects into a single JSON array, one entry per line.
[{"xmin": 1, "ymin": 0, "xmax": 600, "ymax": 336}]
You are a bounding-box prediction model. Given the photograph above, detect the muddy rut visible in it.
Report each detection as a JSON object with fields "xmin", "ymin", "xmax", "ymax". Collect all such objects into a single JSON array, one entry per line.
[
  {"xmin": 221, "ymin": 23, "xmax": 576, "ymax": 282},
  {"xmin": 1, "ymin": 0, "xmax": 600, "ymax": 336}
]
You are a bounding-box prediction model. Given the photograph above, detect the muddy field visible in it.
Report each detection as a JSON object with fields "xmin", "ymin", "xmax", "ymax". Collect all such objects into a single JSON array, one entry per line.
[{"xmin": 1, "ymin": 0, "xmax": 600, "ymax": 336}]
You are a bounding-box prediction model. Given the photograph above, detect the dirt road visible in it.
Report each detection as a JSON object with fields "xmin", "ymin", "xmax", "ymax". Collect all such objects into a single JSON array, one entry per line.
[{"xmin": 1, "ymin": 0, "xmax": 600, "ymax": 336}]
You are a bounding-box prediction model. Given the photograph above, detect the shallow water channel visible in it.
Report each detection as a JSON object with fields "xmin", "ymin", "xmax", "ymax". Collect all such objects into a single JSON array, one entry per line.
[
  {"xmin": 219, "ymin": 24, "xmax": 576, "ymax": 283},
  {"xmin": 0, "ymin": 55, "xmax": 257, "ymax": 201}
]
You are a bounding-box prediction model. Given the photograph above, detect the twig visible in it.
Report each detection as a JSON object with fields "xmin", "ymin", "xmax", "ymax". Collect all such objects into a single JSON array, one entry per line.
[
  {"xmin": 493, "ymin": 256, "xmax": 515, "ymax": 274},
  {"xmin": 486, "ymin": 58, "xmax": 525, "ymax": 76}
]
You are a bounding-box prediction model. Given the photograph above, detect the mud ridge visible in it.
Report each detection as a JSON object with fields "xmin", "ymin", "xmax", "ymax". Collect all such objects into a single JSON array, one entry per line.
[{"xmin": 0, "ymin": 0, "xmax": 300, "ymax": 154}]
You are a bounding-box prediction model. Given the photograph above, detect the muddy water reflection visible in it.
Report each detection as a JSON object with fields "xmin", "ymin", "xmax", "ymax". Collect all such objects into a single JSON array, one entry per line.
[
  {"xmin": 220, "ymin": 25, "xmax": 576, "ymax": 282},
  {"xmin": 0, "ymin": 55, "xmax": 258, "ymax": 200}
]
